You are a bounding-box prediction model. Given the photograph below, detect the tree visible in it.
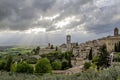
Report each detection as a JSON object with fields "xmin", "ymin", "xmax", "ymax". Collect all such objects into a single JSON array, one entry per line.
[
  {"xmin": 35, "ymin": 58, "xmax": 52, "ymax": 73},
  {"xmin": 61, "ymin": 59, "xmax": 68, "ymax": 70},
  {"xmin": 4, "ymin": 55, "xmax": 13, "ymax": 71},
  {"xmin": 84, "ymin": 62, "xmax": 91, "ymax": 70},
  {"xmin": 26, "ymin": 57, "xmax": 37, "ymax": 64},
  {"xmin": 114, "ymin": 41, "xmax": 120, "ymax": 52},
  {"xmin": 76, "ymin": 42, "xmax": 79, "ymax": 46},
  {"xmin": 92, "ymin": 56, "xmax": 99, "ymax": 65},
  {"xmin": 0, "ymin": 60, "xmax": 5, "ymax": 70},
  {"xmin": 35, "ymin": 46, "xmax": 40, "ymax": 55},
  {"xmin": 50, "ymin": 45, "xmax": 54, "ymax": 49},
  {"xmin": 63, "ymin": 52, "xmax": 72, "ymax": 68},
  {"xmin": 97, "ymin": 44, "xmax": 110, "ymax": 70},
  {"xmin": 51, "ymin": 60, "xmax": 62, "ymax": 70},
  {"xmin": 55, "ymin": 46, "xmax": 58, "ymax": 51},
  {"xmin": 16, "ymin": 62, "xmax": 33, "ymax": 73},
  {"xmin": 88, "ymin": 48, "xmax": 93, "ymax": 60},
  {"xmin": 114, "ymin": 43, "xmax": 117, "ymax": 52},
  {"xmin": 32, "ymin": 46, "xmax": 40, "ymax": 55},
  {"xmin": 118, "ymin": 42, "xmax": 120, "ymax": 52}
]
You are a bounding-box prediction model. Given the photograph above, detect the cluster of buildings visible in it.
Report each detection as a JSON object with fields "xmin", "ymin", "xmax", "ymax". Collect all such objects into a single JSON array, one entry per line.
[
  {"xmin": 60, "ymin": 27, "xmax": 120, "ymax": 59},
  {"xmin": 39, "ymin": 27, "xmax": 120, "ymax": 62},
  {"xmin": 38, "ymin": 27, "xmax": 120, "ymax": 74},
  {"xmin": 40, "ymin": 27, "xmax": 120, "ymax": 74}
]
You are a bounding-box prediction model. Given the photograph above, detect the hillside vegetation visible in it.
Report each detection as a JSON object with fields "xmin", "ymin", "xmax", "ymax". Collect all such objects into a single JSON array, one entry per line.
[{"xmin": 0, "ymin": 63, "xmax": 120, "ymax": 80}]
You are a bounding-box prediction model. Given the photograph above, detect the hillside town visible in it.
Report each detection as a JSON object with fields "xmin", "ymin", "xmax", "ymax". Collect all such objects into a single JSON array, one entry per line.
[{"xmin": 37, "ymin": 27, "xmax": 120, "ymax": 74}]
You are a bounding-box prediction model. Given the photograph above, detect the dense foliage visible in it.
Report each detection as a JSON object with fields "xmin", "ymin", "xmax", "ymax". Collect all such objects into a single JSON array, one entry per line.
[
  {"xmin": 35, "ymin": 58, "xmax": 52, "ymax": 73},
  {"xmin": 84, "ymin": 62, "xmax": 91, "ymax": 70},
  {"xmin": 114, "ymin": 41, "xmax": 120, "ymax": 52},
  {"xmin": 0, "ymin": 60, "xmax": 5, "ymax": 70},
  {"xmin": 113, "ymin": 52, "xmax": 120, "ymax": 62},
  {"xmin": 96, "ymin": 44, "xmax": 110, "ymax": 70},
  {"xmin": 51, "ymin": 60, "xmax": 62, "ymax": 70},
  {"xmin": 32, "ymin": 46, "xmax": 40, "ymax": 55},
  {"xmin": 41, "ymin": 51, "xmax": 73, "ymax": 70},
  {"xmin": 4, "ymin": 55, "xmax": 13, "ymax": 71},
  {"xmin": 13, "ymin": 62, "xmax": 34, "ymax": 73},
  {"xmin": 0, "ymin": 63, "xmax": 120, "ymax": 80},
  {"xmin": 26, "ymin": 57, "xmax": 37, "ymax": 64}
]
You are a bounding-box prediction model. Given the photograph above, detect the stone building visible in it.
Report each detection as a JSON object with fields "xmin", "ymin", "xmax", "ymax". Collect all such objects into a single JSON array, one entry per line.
[
  {"xmin": 100, "ymin": 27, "xmax": 120, "ymax": 52},
  {"xmin": 59, "ymin": 27, "xmax": 120, "ymax": 67},
  {"xmin": 60, "ymin": 35, "xmax": 78, "ymax": 53},
  {"xmin": 79, "ymin": 27, "xmax": 120, "ymax": 59}
]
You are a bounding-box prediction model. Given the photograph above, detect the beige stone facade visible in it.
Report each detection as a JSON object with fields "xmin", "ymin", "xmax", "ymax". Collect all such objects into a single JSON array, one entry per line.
[
  {"xmin": 105, "ymin": 36, "xmax": 120, "ymax": 51},
  {"xmin": 97, "ymin": 27, "xmax": 120, "ymax": 52},
  {"xmin": 78, "ymin": 27, "xmax": 120, "ymax": 59}
]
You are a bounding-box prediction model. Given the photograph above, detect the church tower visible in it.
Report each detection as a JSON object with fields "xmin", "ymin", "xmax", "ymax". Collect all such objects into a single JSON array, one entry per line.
[
  {"xmin": 66, "ymin": 35, "xmax": 71, "ymax": 51},
  {"xmin": 114, "ymin": 27, "xmax": 119, "ymax": 36}
]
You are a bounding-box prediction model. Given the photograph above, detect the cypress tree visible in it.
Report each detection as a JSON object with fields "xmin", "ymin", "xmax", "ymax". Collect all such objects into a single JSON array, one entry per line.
[
  {"xmin": 88, "ymin": 48, "xmax": 93, "ymax": 60},
  {"xmin": 116, "ymin": 43, "xmax": 119, "ymax": 52},
  {"xmin": 118, "ymin": 41, "xmax": 120, "ymax": 52},
  {"xmin": 114, "ymin": 43, "xmax": 117, "ymax": 52},
  {"xmin": 97, "ymin": 44, "xmax": 110, "ymax": 69}
]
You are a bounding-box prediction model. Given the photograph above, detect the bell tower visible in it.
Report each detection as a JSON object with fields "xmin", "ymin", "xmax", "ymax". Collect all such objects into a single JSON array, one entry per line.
[
  {"xmin": 114, "ymin": 27, "xmax": 119, "ymax": 36},
  {"xmin": 66, "ymin": 35, "xmax": 71, "ymax": 51}
]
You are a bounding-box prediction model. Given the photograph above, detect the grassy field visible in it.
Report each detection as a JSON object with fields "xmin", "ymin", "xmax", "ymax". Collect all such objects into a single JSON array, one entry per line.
[{"xmin": 0, "ymin": 47, "xmax": 33, "ymax": 55}]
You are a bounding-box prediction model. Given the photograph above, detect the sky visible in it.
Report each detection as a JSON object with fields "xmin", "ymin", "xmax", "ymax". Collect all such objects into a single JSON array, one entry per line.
[{"xmin": 0, "ymin": 0, "xmax": 120, "ymax": 46}]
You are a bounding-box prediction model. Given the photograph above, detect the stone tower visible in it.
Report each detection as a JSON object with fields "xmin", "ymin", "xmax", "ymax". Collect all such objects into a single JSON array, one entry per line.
[
  {"xmin": 114, "ymin": 27, "xmax": 119, "ymax": 36},
  {"xmin": 66, "ymin": 35, "xmax": 71, "ymax": 51}
]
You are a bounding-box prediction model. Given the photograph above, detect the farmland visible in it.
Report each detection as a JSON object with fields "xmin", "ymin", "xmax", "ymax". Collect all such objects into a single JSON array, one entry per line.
[{"xmin": 0, "ymin": 46, "xmax": 33, "ymax": 55}]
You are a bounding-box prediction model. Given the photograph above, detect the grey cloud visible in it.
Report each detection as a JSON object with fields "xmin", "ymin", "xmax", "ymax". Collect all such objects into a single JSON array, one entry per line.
[
  {"xmin": 0, "ymin": 0, "xmax": 120, "ymax": 34},
  {"xmin": 0, "ymin": 0, "xmax": 56, "ymax": 31},
  {"xmin": 33, "ymin": 0, "xmax": 55, "ymax": 11}
]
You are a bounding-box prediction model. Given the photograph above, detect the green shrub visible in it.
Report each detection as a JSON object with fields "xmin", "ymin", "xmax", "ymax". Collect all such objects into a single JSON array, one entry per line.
[
  {"xmin": 4, "ymin": 55, "xmax": 13, "ymax": 71},
  {"xmin": 35, "ymin": 58, "xmax": 52, "ymax": 74},
  {"xmin": 10, "ymin": 63, "xmax": 17, "ymax": 72},
  {"xmin": 15, "ymin": 62, "xmax": 33, "ymax": 73},
  {"xmin": 2, "ymin": 64, "xmax": 120, "ymax": 80},
  {"xmin": 62, "ymin": 59, "xmax": 68, "ymax": 70},
  {"xmin": 84, "ymin": 62, "xmax": 91, "ymax": 70},
  {"xmin": 26, "ymin": 57, "xmax": 37, "ymax": 64},
  {"xmin": 51, "ymin": 60, "xmax": 62, "ymax": 70},
  {"xmin": 92, "ymin": 56, "xmax": 99, "ymax": 65},
  {"xmin": 0, "ymin": 60, "xmax": 5, "ymax": 70}
]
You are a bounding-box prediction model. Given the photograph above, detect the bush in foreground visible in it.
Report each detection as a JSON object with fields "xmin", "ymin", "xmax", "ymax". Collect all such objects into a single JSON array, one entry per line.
[
  {"xmin": 0, "ymin": 63, "xmax": 120, "ymax": 80},
  {"xmin": 35, "ymin": 58, "xmax": 52, "ymax": 74},
  {"xmin": 51, "ymin": 60, "xmax": 62, "ymax": 70},
  {"xmin": 11, "ymin": 62, "xmax": 33, "ymax": 73},
  {"xmin": 84, "ymin": 62, "xmax": 91, "ymax": 70}
]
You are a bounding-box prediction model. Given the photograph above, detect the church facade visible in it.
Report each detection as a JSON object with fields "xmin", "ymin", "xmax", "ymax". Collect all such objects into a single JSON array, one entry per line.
[{"xmin": 99, "ymin": 27, "xmax": 120, "ymax": 52}]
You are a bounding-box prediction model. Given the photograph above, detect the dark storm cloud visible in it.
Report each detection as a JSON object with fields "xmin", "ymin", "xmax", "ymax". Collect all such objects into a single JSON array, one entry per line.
[
  {"xmin": 0, "ymin": 0, "xmax": 120, "ymax": 34},
  {"xmin": 0, "ymin": 0, "xmax": 20, "ymax": 21},
  {"xmin": 59, "ymin": 0, "xmax": 120, "ymax": 34},
  {"xmin": 33, "ymin": 0, "xmax": 55, "ymax": 11},
  {"xmin": 0, "ymin": 0, "xmax": 56, "ymax": 31}
]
